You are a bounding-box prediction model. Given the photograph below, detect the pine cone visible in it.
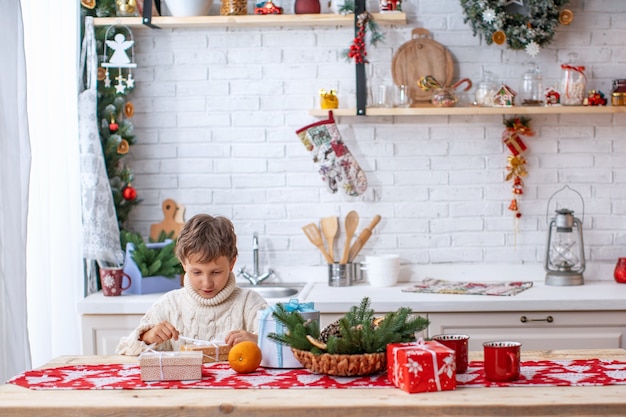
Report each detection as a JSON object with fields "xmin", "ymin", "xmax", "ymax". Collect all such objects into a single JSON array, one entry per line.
[{"xmin": 319, "ymin": 319, "xmax": 342, "ymax": 343}]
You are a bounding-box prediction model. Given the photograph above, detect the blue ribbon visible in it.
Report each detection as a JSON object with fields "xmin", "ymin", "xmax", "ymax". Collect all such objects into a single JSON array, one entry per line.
[{"xmin": 258, "ymin": 299, "xmax": 316, "ymax": 368}]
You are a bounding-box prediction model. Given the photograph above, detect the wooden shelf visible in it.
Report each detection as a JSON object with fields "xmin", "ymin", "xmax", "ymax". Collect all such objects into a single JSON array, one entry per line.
[
  {"xmin": 309, "ymin": 105, "xmax": 626, "ymax": 117},
  {"xmin": 92, "ymin": 12, "xmax": 406, "ymax": 28}
]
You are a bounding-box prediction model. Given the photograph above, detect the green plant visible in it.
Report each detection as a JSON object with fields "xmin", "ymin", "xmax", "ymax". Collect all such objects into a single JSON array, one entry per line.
[
  {"xmin": 121, "ymin": 231, "xmax": 183, "ymax": 278},
  {"xmin": 268, "ymin": 297, "xmax": 429, "ymax": 355}
]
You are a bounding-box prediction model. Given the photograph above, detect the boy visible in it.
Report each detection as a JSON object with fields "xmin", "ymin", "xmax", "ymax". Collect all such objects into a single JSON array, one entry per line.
[{"xmin": 116, "ymin": 214, "xmax": 267, "ymax": 355}]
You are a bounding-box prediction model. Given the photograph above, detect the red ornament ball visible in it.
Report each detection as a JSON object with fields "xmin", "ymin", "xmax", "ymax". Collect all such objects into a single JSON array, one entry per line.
[
  {"xmin": 122, "ymin": 186, "xmax": 137, "ymax": 201},
  {"xmin": 109, "ymin": 122, "xmax": 119, "ymax": 133}
]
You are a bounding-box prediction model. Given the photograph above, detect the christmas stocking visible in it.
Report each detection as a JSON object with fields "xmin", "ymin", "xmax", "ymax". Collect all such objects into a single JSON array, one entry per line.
[{"xmin": 296, "ymin": 111, "xmax": 368, "ymax": 197}]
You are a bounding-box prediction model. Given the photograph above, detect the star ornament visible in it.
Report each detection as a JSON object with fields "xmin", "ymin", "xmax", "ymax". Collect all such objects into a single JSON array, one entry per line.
[{"xmin": 525, "ymin": 40, "xmax": 540, "ymax": 57}]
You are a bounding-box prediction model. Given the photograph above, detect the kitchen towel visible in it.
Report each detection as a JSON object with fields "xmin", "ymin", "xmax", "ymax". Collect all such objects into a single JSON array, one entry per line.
[
  {"xmin": 402, "ymin": 278, "xmax": 533, "ymax": 296},
  {"xmin": 8, "ymin": 359, "xmax": 626, "ymax": 390}
]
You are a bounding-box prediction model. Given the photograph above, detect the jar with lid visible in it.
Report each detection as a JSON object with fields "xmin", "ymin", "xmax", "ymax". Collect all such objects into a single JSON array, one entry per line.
[
  {"xmin": 220, "ymin": 0, "xmax": 248, "ymax": 15},
  {"xmin": 519, "ymin": 62, "xmax": 544, "ymax": 106},
  {"xmin": 474, "ymin": 70, "xmax": 497, "ymax": 107},
  {"xmin": 612, "ymin": 79, "xmax": 626, "ymax": 106},
  {"xmin": 560, "ymin": 53, "xmax": 587, "ymax": 106}
]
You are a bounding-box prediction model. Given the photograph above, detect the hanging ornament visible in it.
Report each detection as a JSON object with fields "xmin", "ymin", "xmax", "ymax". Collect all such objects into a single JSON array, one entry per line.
[
  {"xmin": 122, "ymin": 185, "xmax": 137, "ymax": 201},
  {"xmin": 97, "ymin": 67, "xmax": 106, "ymax": 81},
  {"xmin": 559, "ymin": 9, "xmax": 574, "ymax": 25},
  {"xmin": 109, "ymin": 115, "xmax": 119, "ymax": 133},
  {"xmin": 117, "ymin": 139, "xmax": 130, "ymax": 155},
  {"xmin": 502, "ymin": 116, "xmax": 534, "ymax": 223},
  {"xmin": 492, "ymin": 30, "xmax": 506, "ymax": 45},
  {"xmin": 81, "ymin": 0, "xmax": 96, "ymax": 9},
  {"xmin": 100, "ymin": 25, "xmax": 137, "ymax": 94},
  {"xmin": 124, "ymin": 102, "xmax": 135, "ymax": 118}
]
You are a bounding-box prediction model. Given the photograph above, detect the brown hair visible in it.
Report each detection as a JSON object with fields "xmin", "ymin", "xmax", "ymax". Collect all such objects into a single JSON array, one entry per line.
[{"xmin": 175, "ymin": 214, "xmax": 238, "ymax": 264}]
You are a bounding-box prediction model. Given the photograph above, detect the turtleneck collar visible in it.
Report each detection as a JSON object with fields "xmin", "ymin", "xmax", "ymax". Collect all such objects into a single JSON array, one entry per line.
[{"xmin": 183, "ymin": 271, "xmax": 237, "ymax": 306}]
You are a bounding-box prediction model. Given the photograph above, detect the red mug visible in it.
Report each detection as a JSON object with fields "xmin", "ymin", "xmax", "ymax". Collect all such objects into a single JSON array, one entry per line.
[
  {"xmin": 483, "ymin": 341, "xmax": 521, "ymax": 382},
  {"xmin": 432, "ymin": 334, "xmax": 469, "ymax": 373},
  {"xmin": 99, "ymin": 267, "xmax": 132, "ymax": 296}
]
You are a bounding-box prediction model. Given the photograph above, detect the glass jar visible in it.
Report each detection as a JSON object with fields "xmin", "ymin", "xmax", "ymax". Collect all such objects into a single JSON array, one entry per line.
[
  {"xmin": 221, "ymin": 0, "xmax": 248, "ymax": 15},
  {"xmin": 614, "ymin": 258, "xmax": 626, "ymax": 283},
  {"xmin": 519, "ymin": 62, "xmax": 543, "ymax": 106},
  {"xmin": 560, "ymin": 53, "xmax": 587, "ymax": 106},
  {"xmin": 612, "ymin": 79, "xmax": 626, "ymax": 106},
  {"xmin": 474, "ymin": 71, "xmax": 497, "ymax": 107}
]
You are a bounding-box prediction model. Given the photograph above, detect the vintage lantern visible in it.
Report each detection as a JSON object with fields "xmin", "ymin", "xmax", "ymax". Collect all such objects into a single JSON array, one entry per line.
[{"xmin": 544, "ymin": 187, "xmax": 586, "ymax": 286}]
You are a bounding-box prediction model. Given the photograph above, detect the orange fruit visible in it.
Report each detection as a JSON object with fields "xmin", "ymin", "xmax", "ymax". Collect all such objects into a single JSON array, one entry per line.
[{"xmin": 228, "ymin": 341, "xmax": 262, "ymax": 373}]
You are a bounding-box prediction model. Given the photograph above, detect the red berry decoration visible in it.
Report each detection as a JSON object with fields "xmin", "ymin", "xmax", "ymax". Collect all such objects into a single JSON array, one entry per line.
[{"xmin": 122, "ymin": 185, "xmax": 137, "ymax": 201}]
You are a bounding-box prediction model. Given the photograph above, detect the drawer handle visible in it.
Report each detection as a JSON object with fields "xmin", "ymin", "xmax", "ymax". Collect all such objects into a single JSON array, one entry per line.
[{"xmin": 520, "ymin": 315, "xmax": 553, "ymax": 323}]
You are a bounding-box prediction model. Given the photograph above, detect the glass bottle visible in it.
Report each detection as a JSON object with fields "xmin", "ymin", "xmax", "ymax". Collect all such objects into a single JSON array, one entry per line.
[
  {"xmin": 519, "ymin": 62, "xmax": 543, "ymax": 106},
  {"xmin": 474, "ymin": 71, "xmax": 497, "ymax": 107},
  {"xmin": 560, "ymin": 53, "xmax": 587, "ymax": 106}
]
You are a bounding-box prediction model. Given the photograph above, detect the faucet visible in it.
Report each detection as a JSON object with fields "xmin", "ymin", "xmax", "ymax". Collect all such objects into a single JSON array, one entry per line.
[{"xmin": 238, "ymin": 232, "xmax": 274, "ymax": 285}]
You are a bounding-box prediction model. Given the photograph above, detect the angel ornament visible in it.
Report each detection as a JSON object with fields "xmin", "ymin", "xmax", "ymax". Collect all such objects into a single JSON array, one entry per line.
[{"xmin": 101, "ymin": 26, "xmax": 137, "ymax": 94}]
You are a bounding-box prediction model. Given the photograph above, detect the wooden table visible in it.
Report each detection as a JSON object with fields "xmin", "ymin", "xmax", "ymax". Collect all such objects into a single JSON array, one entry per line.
[{"xmin": 2, "ymin": 349, "xmax": 626, "ymax": 417}]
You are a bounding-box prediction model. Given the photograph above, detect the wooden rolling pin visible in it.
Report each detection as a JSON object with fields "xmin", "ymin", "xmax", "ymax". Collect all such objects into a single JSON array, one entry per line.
[{"xmin": 348, "ymin": 215, "xmax": 381, "ymax": 262}]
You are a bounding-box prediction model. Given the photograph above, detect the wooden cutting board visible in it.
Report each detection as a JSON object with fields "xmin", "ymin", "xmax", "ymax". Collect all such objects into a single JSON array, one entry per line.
[
  {"xmin": 149, "ymin": 198, "xmax": 185, "ymax": 241},
  {"xmin": 391, "ymin": 28, "xmax": 454, "ymax": 102}
]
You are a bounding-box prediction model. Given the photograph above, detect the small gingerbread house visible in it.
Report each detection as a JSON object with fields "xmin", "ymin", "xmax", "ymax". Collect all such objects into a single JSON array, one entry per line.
[{"xmin": 493, "ymin": 84, "xmax": 517, "ymax": 107}]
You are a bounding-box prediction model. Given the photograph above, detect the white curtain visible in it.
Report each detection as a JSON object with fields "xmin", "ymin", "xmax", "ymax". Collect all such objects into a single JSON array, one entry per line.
[
  {"xmin": 22, "ymin": 0, "xmax": 83, "ymax": 368},
  {"xmin": 0, "ymin": 0, "xmax": 32, "ymax": 383}
]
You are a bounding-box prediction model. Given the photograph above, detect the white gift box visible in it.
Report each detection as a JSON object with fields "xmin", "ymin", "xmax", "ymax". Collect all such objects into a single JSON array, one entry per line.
[{"xmin": 257, "ymin": 300, "xmax": 319, "ymax": 368}]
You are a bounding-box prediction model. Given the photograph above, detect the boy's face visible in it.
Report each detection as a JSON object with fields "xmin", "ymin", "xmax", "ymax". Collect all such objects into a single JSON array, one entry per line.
[{"xmin": 182, "ymin": 254, "xmax": 235, "ymax": 299}]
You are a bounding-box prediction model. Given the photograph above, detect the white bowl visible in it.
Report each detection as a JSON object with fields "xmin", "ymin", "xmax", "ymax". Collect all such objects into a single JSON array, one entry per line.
[{"xmin": 164, "ymin": 0, "xmax": 213, "ymax": 16}]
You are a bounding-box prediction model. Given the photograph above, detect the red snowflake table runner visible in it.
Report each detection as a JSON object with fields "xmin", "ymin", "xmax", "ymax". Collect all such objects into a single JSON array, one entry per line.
[{"xmin": 8, "ymin": 359, "xmax": 626, "ymax": 391}]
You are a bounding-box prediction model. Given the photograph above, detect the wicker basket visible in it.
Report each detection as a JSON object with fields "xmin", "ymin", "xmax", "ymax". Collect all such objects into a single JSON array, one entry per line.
[{"xmin": 291, "ymin": 348, "xmax": 386, "ymax": 377}]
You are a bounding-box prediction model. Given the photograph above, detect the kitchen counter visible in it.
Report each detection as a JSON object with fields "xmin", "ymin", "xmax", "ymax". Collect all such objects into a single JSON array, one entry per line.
[
  {"xmin": 78, "ymin": 279, "xmax": 626, "ymax": 315},
  {"xmin": 2, "ymin": 349, "xmax": 626, "ymax": 417}
]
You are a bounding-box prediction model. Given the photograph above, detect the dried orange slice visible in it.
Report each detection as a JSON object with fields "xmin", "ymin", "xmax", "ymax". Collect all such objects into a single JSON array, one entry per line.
[
  {"xmin": 228, "ymin": 341, "xmax": 262, "ymax": 374},
  {"xmin": 81, "ymin": 0, "xmax": 96, "ymax": 9},
  {"xmin": 492, "ymin": 30, "xmax": 506, "ymax": 45},
  {"xmin": 559, "ymin": 9, "xmax": 574, "ymax": 25},
  {"xmin": 124, "ymin": 102, "xmax": 135, "ymax": 118}
]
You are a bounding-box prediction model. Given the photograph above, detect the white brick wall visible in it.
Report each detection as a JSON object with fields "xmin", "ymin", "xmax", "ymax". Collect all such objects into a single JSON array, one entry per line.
[{"xmin": 125, "ymin": 0, "xmax": 626, "ymax": 281}]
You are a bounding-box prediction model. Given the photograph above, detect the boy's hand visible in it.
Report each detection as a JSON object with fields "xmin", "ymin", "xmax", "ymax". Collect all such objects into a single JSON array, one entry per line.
[
  {"xmin": 225, "ymin": 329, "xmax": 258, "ymax": 346},
  {"xmin": 140, "ymin": 321, "xmax": 179, "ymax": 345}
]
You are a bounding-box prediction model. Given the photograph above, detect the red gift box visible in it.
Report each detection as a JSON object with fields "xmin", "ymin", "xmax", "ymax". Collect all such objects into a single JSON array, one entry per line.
[
  {"xmin": 387, "ymin": 340, "xmax": 456, "ymax": 393},
  {"xmin": 503, "ymin": 133, "xmax": 527, "ymax": 156}
]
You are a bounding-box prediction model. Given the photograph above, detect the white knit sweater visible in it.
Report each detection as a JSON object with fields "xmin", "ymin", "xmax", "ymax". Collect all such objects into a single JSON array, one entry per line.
[{"xmin": 116, "ymin": 273, "xmax": 267, "ymax": 355}]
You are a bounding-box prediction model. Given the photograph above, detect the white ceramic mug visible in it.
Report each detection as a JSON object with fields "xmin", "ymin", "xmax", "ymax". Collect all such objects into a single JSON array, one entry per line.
[
  {"xmin": 361, "ymin": 254, "xmax": 400, "ymax": 287},
  {"xmin": 164, "ymin": 0, "xmax": 213, "ymax": 16}
]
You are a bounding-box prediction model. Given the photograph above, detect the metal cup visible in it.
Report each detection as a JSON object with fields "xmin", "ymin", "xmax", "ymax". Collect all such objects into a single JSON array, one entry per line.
[{"xmin": 328, "ymin": 263, "xmax": 360, "ymax": 287}]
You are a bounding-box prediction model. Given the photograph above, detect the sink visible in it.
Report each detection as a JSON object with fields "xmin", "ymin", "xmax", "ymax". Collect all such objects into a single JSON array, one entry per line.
[{"xmin": 239, "ymin": 283, "xmax": 306, "ymax": 299}]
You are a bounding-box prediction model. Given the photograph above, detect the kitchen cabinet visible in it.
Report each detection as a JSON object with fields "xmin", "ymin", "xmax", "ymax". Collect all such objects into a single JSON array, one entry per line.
[
  {"xmin": 81, "ymin": 314, "xmax": 142, "ymax": 355},
  {"xmin": 428, "ymin": 311, "xmax": 626, "ymax": 351}
]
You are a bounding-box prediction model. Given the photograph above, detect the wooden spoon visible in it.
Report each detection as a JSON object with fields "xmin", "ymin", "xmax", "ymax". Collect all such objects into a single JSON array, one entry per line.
[
  {"xmin": 302, "ymin": 223, "xmax": 334, "ymax": 264},
  {"xmin": 348, "ymin": 215, "xmax": 382, "ymax": 262},
  {"xmin": 340, "ymin": 211, "xmax": 359, "ymax": 264},
  {"xmin": 320, "ymin": 216, "xmax": 339, "ymax": 263}
]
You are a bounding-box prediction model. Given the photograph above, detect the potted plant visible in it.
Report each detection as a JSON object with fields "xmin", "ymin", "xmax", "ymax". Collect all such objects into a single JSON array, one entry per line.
[{"xmin": 120, "ymin": 231, "xmax": 184, "ymax": 294}]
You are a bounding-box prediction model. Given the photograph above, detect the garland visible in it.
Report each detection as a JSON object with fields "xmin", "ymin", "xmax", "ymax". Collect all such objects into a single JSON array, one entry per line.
[
  {"xmin": 460, "ymin": 0, "xmax": 572, "ymax": 56},
  {"xmin": 340, "ymin": 0, "xmax": 384, "ymax": 64}
]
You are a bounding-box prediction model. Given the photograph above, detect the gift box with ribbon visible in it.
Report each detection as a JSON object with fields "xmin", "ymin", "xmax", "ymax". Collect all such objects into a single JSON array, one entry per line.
[
  {"xmin": 257, "ymin": 299, "xmax": 319, "ymax": 368},
  {"xmin": 503, "ymin": 133, "xmax": 527, "ymax": 156},
  {"xmin": 387, "ymin": 339, "xmax": 456, "ymax": 393},
  {"xmin": 139, "ymin": 351, "xmax": 202, "ymax": 381},
  {"xmin": 180, "ymin": 342, "xmax": 231, "ymax": 363}
]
